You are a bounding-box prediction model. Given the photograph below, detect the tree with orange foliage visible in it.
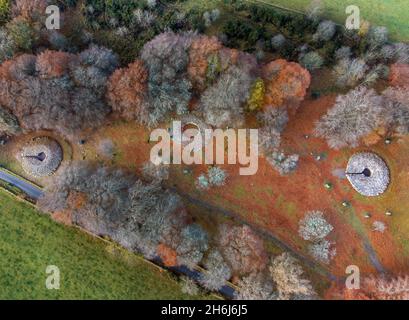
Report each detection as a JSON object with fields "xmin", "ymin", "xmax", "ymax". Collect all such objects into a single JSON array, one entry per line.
[
  {"xmin": 12, "ymin": 0, "xmax": 48, "ymax": 21},
  {"xmin": 157, "ymin": 244, "xmax": 178, "ymax": 267},
  {"xmin": 389, "ymin": 63, "xmax": 409, "ymax": 87},
  {"xmin": 106, "ymin": 60, "xmax": 148, "ymax": 122},
  {"xmin": 36, "ymin": 50, "xmax": 75, "ymax": 78},
  {"xmin": 262, "ymin": 59, "xmax": 311, "ymax": 110},
  {"xmin": 187, "ymin": 35, "xmax": 222, "ymax": 92}
]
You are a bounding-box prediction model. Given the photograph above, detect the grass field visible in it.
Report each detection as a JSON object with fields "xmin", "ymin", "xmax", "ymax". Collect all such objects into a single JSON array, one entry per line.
[
  {"xmin": 258, "ymin": 0, "xmax": 409, "ymax": 41},
  {"xmin": 0, "ymin": 189, "xmax": 207, "ymax": 300}
]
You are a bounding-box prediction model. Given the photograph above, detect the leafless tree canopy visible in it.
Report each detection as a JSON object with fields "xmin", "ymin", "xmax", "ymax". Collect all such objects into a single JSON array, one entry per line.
[
  {"xmin": 315, "ymin": 87, "xmax": 385, "ymax": 149},
  {"xmin": 0, "ymin": 47, "xmax": 118, "ymax": 139}
]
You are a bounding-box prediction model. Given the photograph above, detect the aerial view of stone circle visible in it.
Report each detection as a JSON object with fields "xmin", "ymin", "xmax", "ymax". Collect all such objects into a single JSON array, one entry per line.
[{"xmin": 0, "ymin": 0, "xmax": 408, "ymax": 306}]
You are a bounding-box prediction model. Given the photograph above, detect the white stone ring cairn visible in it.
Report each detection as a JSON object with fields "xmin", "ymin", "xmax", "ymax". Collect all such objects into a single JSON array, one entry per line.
[
  {"xmin": 345, "ymin": 152, "xmax": 390, "ymax": 197},
  {"xmin": 171, "ymin": 115, "xmax": 211, "ymax": 153},
  {"xmin": 19, "ymin": 137, "xmax": 63, "ymax": 177}
]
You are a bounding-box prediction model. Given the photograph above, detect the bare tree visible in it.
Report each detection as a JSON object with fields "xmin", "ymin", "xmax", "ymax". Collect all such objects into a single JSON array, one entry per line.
[
  {"xmin": 199, "ymin": 65, "xmax": 255, "ymax": 128},
  {"xmin": 314, "ymin": 87, "xmax": 385, "ymax": 149},
  {"xmin": 383, "ymin": 86, "xmax": 409, "ymax": 135},
  {"xmin": 174, "ymin": 224, "xmax": 209, "ymax": 269},
  {"xmin": 199, "ymin": 249, "xmax": 231, "ymax": 291},
  {"xmin": 257, "ymin": 106, "xmax": 288, "ymax": 154},
  {"xmin": 0, "ymin": 48, "xmax": 117, "ymax": 139},
  {"xmin": 141, "ymin": 161, "xmax": 169, "ymax": 182},
  {"xmin": 218, "ymin": 224, "xmax": 268, "ymax": 275},
  {"xmin": 270, "ymin": 252, "xmax": 316, "ymax": 300},
  {"xmin": 140, "ymin": 32, "xmax": 194, "ymax": 126},
  {"xmin": 234, "ymin": 273, "xmax": 275, "ymax": 300}
]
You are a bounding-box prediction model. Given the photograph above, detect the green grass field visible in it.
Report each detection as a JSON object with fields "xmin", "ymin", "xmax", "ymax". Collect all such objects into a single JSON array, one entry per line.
[
  {"xmin": 258, "ymin": 0, "xmax": 409, "ymax": 41},
  {"xmin": 0, "ymin": 189, "xmax": 207, "ymax": 300}
]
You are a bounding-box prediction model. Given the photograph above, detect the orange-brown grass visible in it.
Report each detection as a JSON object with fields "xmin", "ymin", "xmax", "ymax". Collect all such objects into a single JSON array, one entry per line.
[{"xmin": 73, "ymin": 95, "xmax": 409, "ymax": 285}]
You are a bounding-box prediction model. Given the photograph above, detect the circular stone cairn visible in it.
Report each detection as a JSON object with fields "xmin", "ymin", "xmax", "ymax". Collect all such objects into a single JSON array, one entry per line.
[
  {"xmin": 345, "ymin": 152, "xmax": 390, "ymax": 197},
  {"xmin": 171, "ymin": 115, "xmax": 211, "ymax": 153},
  {"xmin": 20, "ymin": 137, "xmax": 63, "ymax": 177}
]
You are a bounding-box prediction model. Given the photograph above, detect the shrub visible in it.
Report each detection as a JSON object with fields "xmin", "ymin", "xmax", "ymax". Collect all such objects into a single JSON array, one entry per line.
[
  {"xmin": 36, "ymin": 50, "xmax": 74, "ymax": 78},
  {"xmin": 393, "ymin": 43, "xmax": 409, "ymax": 64},
  {"xmin": 389, "ymin": 63, "xmax": 409, "ymax": 87},
  {"xmin": 258, "ymin": 106, "xmax": 288, "ymax": 132},
  {"xmin": 372, "ymin": 221, "xmax": 386, "ymax": 233},
  {"xmin": 47, "ymin": 31, "xmax": 69, "ymax": 51},
  {"xmin": 247, "ymin": 78, "xmax": 265, "ymax": 111},
  {"xmin": 308, "ymin": 240, "xmax": 336, "ymax": 264},
  {"xmin": 266, "ymin": 150, "xmax": 299, "ymax": 175},
  {"xmin": 97, "ymin": 139, "xmax": 115, "ymax": 160},
  {"xmin": 203, "ymin": 9, "xmax": 220, "ymax": 27},
  {"xmin": 207, "ymin": 166, "xmax": 227, "ymax": 187},
  {"xmin": 313, "ymin": 20, "xmax": 336, "ymax": 42},
  {"xmin": 259, "ymin": 126, "xmax": 282, "ymax": 153},
  {"xmin": 299, "ymin": 51, "xmax": 324, "ymax": 71},
  {"xmin": 298, "ymin": 211, "xmax": 333, "ymax": 242},
  {"xmin": 79, "ymin": 44, "xmax": 119, "ymax": 74},
  {"xmin": 133, "ymin": 9, "xmax": 155, "ymax": 29},
  {"xmin": 146, "ymin": 0, "xmax": 157, "ymax": 9},
  {"xmin": 195, "ymin": 174, "xmax": 210, "ymax": 190}
]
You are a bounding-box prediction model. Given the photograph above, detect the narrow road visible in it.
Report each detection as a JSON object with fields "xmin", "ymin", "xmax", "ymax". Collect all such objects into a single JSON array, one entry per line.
[
  {"xmin": 172, "ymin": 188, "xmax": 339, "ymax": 283},
  {"xmin": 0, "ymin": 169, "xmax": 236, "ymax": 298},
  {"xmin": 0, "ymin": 168, "xmax": 43, "ymax": 199}
]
